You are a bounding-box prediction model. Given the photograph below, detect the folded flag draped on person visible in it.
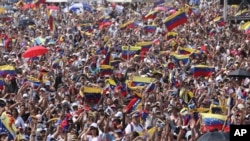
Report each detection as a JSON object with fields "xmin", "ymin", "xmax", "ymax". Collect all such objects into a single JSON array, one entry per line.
[
  {"xmin": 0, "ymin": 65, "xmax": 16, "ymax": 77},
  {"xmin": 171, "ymin": 53, "xmax": 190, "ymax": 64},
  {"xmin": 99, "ymin": 65, "xmax": 113, "ymax": 77},
  {"xmin": 213, "ymin": 17, "xmax": 226, "ymax": 27},
  {"xmin": 143, "ymin": 10, "xmax": 158, "ymax": 20},
  {"xmin": 143, "ymin": 25, "xmax": 157, "ymax": 33},
  {"xmin": 125, "ymin": 97, "xmax": 141, "ymax": 113},
  {"xmin": 200, "ymin": 113, "xmax": 230, "ymax": 133},
  {"xmin": 0, "ymin": 112, "xmax": 17, "ymax": 140},
  {"xmin": 80, "ymin": 86, "xmax": 103, "ymax": 103},
  {"xmin": 121, "ymin": 46, "xmax": 141, "ymax": 59},
  {"xmin": 163, "ymin": 10, "xmax": 187, "ymax": 31},
  {"xmin": 191, "ymin": 65, "xmax": 215, "ymax": 78}
]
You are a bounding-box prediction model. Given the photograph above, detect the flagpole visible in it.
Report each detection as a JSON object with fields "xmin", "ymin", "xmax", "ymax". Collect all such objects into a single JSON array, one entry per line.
[{"xmin": 223, "ymin": 0, "xmax": 228, "ymax": 21}]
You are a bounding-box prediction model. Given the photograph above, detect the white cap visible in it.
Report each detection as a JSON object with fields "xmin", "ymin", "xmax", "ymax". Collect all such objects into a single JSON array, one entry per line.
[
  {"xmin": 90, "ymin": 123, "xmax": 98, "ymax": 128},
  {"xmin": 72, "ymin": 103, "xmax": 78, "ymax": 107},
  {"xmin": 115, "ymin": 111, "xmax": 123, "ymax": 118},
  {"xmin": 237, "ymin": 103, "xmax": 245, "ymax": 110},
  {"xmin": 23, "ymin": 93, "xmax": 29, "ymax": 98},
  {"xmin": 40, "ymin": 88, "xmax": 46, "ymax": 91}
]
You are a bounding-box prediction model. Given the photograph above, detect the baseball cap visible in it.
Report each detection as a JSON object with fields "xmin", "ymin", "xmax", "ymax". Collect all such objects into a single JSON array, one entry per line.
[{"xmin": 132, "ymin": 112, "xmax": 140, "ymax": 118}]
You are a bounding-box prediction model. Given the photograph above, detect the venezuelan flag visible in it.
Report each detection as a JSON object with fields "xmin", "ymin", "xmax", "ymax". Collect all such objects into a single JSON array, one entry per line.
[
  {"xmin": 96, "ymin": 47, "xmax": 109, "ymax": 55},
  {"xmin": 179, "ymin": 88, "xmax": 194, "ymax": 104},
  {"xmin": 80, "ymin": 86, "xmax": 103, "ymax": 103},
  {"xmin": 28, "ymin": 77, "xmax": 41, "ymax": 88},
  {"xmin": 125, "ymin": 97, "xmax": 141, "ymax": 113},
  {"xmin": 0, "ymin": 65, "xmax": 15, "ymax": 77},
  {"xmin": 191, "ymin": 65, "xmax": 215, "ymax": 78},
  {"xmin": 136, "ymin": 41, "xmax": 153, "ymax": 52},
  {"xmin": 240, "ymin": 22, "xmax": 250, "ymax": 31},
  {"xmin": 131, "ymin": 76, "xmax": 153, "ymax": 87},
  {"xmin": 235, "ymin": 9, "xmax": 248, "ymax": 16},
  {"xmin": 59, "ymin": 113, "xmax": 71, "ymax": 132},
  {"xmin": 101, "ymin": 51, "xmax": 111, "ymax": 65},
  {"xmin": 99, "ymin": 65, "xmax": 113, "ymax": 77},
  {"xmin": 52, "ymin": 59, "xmax": 61, "ymax": 69},
  {"xmin": 48, "ymin": 15, "xmax": 55, "ymax": 32},
  {"xmin": 245, "ymin": 26, "xmax": 250, "ymax": 34},
  {"xmin": 143, "ymin": 10, "xmax": 158, "ymax": 20},
  {"xmin": 0, "ymin": 78, "xmax": 3, "ymax": 90},
  {"xmin": 127, "ymin": 21, "xmax": 138, "ymax": 29},
  {"xmin": 99, "ymin": 16, "xmax": 110, "ymax": 24},
  {"xmin": 140, "ymin": 110, "xmax": 149, "ymax": 120},
  {"xmin": 81, "ymin": 31, "xmax": 92, "ymax": 37},
  {"xmin": 105, "ymin": 79, "xmax": 117, "ymax": 90},
  {"xmin": 166, "ymin": 32, "xmax": 178, "ymax": 39},
  {"xmin": 0, "ymin": 112, "xmax": 17, "ymax": 140},
  {"xmin": 200, "ymin": 113, "xmax": 230, "ymax": 133},
  {"xmin": 171, "ymin": 53, "xmax": 190, "ymax": 64},
  {"xmin": 110, "ymin": 60, "xmax": 121, "ymax": 68},
  {"xmin": 80, "ymin": 24, "xmax": 93, "ymax": 32},
  {"xmin": 163, "ymin": 11, "xmax": 187, "ymax": 31},
  {"xmin": 213, "ymin": 17, "xmax": 225, "ymax": 27},
  {"xmin": 143, "ymin": 25, "xmax": 157, "ymax": 33},
  {"xmin": 99, "ymin": 21, "xmax": 112, "ymax": 30},
  {"xmin": 145, "ymin": 82, "xmax": 156, "ymax": 93},
  {"xmin": 179, "ymin": 47, "xmax": 197, "ymax": 55},
  {"xmin": 139, "ymin": 127, "xmax": 157, "ymax": 138},
  {"xmin": 121, "ymin": 46, "xmax": 141, "ymax": 59},
  {"xmin": 119, "ymin": 20, "xmax": 135, "ymax": 29}
]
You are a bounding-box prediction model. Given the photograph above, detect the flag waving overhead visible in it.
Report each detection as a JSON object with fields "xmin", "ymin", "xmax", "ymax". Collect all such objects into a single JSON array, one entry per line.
[
  {"xmin": 80, "ymin": 86, "xmax": 103, "ymax": 103},
  {"xmin": 191, "ymin": 65, "xmax": 215, "ymax": 78},
  {"xmin": 121, "ymin": 46, "xmax": 141, "ymax": 59},
  {"xmin": 163, "ymin": 10, "xmax": 187, "ymax": 31},
  {"xmin": 200, "ymin": 113, "xmax": 230, "ymax": 133},
  {"xmin": 0, "ymin": 65, "xmax": 16, "ymax": 77}
]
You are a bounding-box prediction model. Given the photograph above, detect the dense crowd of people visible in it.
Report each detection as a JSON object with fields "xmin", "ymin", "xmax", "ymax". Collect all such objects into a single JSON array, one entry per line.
[{"xmin": 0, "ymin": 0, "xmax": 250, "ymax": 141}]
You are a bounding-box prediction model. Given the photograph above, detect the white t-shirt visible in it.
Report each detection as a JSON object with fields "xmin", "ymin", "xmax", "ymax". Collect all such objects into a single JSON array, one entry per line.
[
  {"xmin": 125, "ymin": 122, "xmax": 143, "ymax": 134},
  {"xmin": 15, "ymin": 116, "xmax": 25, "ymax": 129}
]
